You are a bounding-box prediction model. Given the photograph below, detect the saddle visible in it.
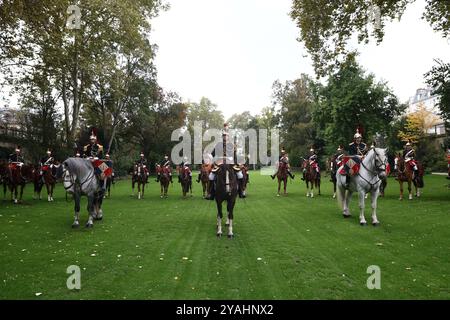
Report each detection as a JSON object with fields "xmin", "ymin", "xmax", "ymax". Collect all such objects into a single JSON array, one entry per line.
[{"xmin": 338, "ymin": 156, "xmax": 362, "ymax": 176}]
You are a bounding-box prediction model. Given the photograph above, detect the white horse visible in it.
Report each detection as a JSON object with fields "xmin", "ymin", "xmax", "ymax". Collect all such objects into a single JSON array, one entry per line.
[
  {"xmin": 57, "ymin": 158, "xmax": 105, "ymax": 228},
  {"xmin": 336, "ymin": 147, "xmax": 388, "ymax": 226}
]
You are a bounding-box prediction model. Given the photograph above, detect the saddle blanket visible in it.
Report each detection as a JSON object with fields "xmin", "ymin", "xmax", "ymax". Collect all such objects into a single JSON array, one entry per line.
[
  {"xmin": 338, "ymin": 156, "xmax": 362, "ymax": 176},
  {"xmin": 92, "ymin": 159, "xmax": 113, "ymax": 180}
]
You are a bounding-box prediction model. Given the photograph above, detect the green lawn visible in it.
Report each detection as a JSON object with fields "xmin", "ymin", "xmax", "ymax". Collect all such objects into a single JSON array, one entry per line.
[{"xmin": 1, "ymin": 173, "xmax": 449, "ymax": 300}]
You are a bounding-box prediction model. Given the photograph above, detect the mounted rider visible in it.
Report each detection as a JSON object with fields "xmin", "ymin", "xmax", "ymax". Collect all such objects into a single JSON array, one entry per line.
[
  {"xmin": 8, "ymin": 146, "xmax": 25, "ymax": 179},
  {"xmin": 270, "ymin": 148, "xmax": 295, "ymax": 180},
  {"xmin": 196, "ymin": 153, "xmax": 213, "ymax": 183},
  {"xmin": 39, "ymin": 148, "xmax": 54, "ymax": 176},
  {"xmin": 330, "ymin": 145, "xmax": 344, "ymax": 181},
  {"xmin": 206, "ymin": 123, "xmax": 246, "ymax": 200},
  {"xmin": 156, "ymin": 154, "xmax": 173, "ymax": 183},
  {"xmin": 301, "ymin": 147, "xmax": 320, "ymax": 180},
  {"xmin": 82, "ymin": 132, "xmax": 106, "ymax": 190},
  {"xmin": 83, "ymin": 132, "xmax": 103, "ymax": 159},
  {"xmin": 344, "ymin": 129, "xmax": 368, "ymax": 187},
  {"xmin": 135, "ymin": 152, "xmax": 150, "ymax": 177},
  {"xmin": 402, "ymin": 140, "xmax": 419, "ymax": 179},
  {"xmin": 105, "ymin": 153, "xmax": 115, "ymax": 183},
  {"xmin": 179, "ymin": 156, "xmax": 192, "ymax": 182},
  {"xmin": 8, "ymin": 145, "xmax": 25, "ymax": 164}
]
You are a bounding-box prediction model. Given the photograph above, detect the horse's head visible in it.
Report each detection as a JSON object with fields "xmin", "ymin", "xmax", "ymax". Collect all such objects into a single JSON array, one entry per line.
[{"xmin": 372, "ymin": 148, "xmax": 388, "ymax": 179}]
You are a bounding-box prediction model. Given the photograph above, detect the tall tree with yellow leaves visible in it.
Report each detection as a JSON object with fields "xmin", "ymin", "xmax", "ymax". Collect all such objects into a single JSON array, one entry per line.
[{"xmin": 398, "ymin": 103, "xmax": 441, "ymax": 143}]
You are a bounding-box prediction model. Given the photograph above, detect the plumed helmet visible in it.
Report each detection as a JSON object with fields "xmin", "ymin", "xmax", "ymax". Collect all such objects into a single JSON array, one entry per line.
[{"xmin": 354, "ymin": 129, "xmax": 362, "ymax": 139}]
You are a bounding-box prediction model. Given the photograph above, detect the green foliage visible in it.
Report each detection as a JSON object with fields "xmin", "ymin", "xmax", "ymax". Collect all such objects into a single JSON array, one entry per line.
[
  {"xmin": 272, "ymin": 74, "xmax": 321, "ymax": 166},
  {"xmin": 313, "ymin": 55, "xmax": 404, "ymax": 154},
  {"xmin": 290, "ymin": 0, "xmax": 449, "ymax": 76},
  {"xmin": 425, "ymin": 59, "xmax": 450, "ymax": 124}
]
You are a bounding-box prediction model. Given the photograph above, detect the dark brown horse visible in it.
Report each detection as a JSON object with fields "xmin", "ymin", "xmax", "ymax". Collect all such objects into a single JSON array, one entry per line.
[
  {"xmin": 215, "ymin": 164, "xmax": 238, "ymax": 238},
  {"xmin": 158, "ymin": 165, "xmax": 170, "ymax": 198},
  {"xmin": 198, "ymin": 163, "xmax": 211, "ymax": 198},
  {"xmin": 132, "ymin": 163, "xmax": 148, "ymax": 199},
  {"xmin": 329, "ymin": 156, "xmax": 338, "ymax": 198},
  {"xmin": 302, "ymin": 159, "xmax": 321, "ymax": 197},
  {"xmin": 179, "ymin": 165, "xmax": 192, "ymax": 198},
  {"xmin": 34, "ymin": 164, "xmax": 58, "ymax": 201},
  {"xmin": 6, "ymin": 163, "xmax": 34, "ymax": 203},
  {"xmin": 276, "ymin": 161, "xmax": 288, "ymax": 196},
  {"xmin": 0, "ymin": 161, "xmax": 8, "ymax": 200},
  {"xmin": 395, "ymin": 154, "xmax": 424, "ymax": 200}
]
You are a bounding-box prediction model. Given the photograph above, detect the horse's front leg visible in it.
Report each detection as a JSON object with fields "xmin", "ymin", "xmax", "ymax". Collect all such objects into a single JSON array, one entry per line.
[
  {"xmin": 86, "ymin": 195, "xmax": 95, "ymax": 228},
  {"xmin": 277, "ymin": 179, "xmax": 281, "ymax": 196},
  {"xmin": 46, "ymin": 183, "xmax": 51, "ymax": 202},
  {"xmin": 96, "ymin": 192, "xmax": 104, "ymax": 220},
  {"xmin": 371, "ymin": 189, "xmax": 380, "ymax": 226},
  {"xmin": 407, "ymin": 180, "xmax": 413, "ymax": 200},
  {"xmin": 399, "ymin": 181, "xmax": 403, "ymax": 200},
  {"xmin": 358, "ymin": 190, "xmax": 367, "ymax": 226},
  {"xmin": 72, "ymin": 193, "xmax": 81, "ymax": 228},
  {"xmin": 227, "ymin": 200, "xmax": 235, "ymax": 239},
  {"xmin": 284, "ymin": 179, "xmax": 287, "ymax": 195},
  {"xmin": 216, "ymin": 201, "xmax": 223, "ymax": 237},
  {"xmin": 343, "ymin": 189, "xmax": 352, "ymax": 217}
]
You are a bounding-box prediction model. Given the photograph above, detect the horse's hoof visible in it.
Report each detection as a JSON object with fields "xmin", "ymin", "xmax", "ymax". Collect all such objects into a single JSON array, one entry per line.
[
  {"xmin": 217, "ymin": 233, "xmax": 222, "ymax": 238},
  {"xmin": 85, "ymin": 223, "xmax": 93, "ymax": 228},
  {"xmin": 227, "ymin": 234, "xmax": 234, "ymax": 239},
  {"xmin": 95, "ymin": 216, "xmax": 103, "ymax": 221},
  {"xmin": 360, "ymin": 222, "xmax": 367, "ymax": 226},
  {"xmin": 343, "ymin": 214, "xmax": 351, "ymax": 218},
  {"xmin": 372, "ymin": 222, "xmax": 380, "ymax": 227},
  {"xmin": 72, "ymin": 222, "xmax": 80, "ymax": 228}
]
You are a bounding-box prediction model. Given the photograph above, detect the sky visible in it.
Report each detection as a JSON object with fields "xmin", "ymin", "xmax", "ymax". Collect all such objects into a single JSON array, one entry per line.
[{"xmin": 151, "ymin": 0, "xmax": 450, "ymax": 119}]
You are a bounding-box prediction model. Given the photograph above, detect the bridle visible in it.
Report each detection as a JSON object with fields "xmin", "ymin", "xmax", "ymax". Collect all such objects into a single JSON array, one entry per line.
[{"xmin": 358, "ymin": 148, "xmax": 387, "ymax": 190}]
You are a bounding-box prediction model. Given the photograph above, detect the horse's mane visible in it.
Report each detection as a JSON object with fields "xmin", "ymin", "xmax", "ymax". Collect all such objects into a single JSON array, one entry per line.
[{"xmin": 64, "ymin": 157, "xmax": 93, "ymax": 177}]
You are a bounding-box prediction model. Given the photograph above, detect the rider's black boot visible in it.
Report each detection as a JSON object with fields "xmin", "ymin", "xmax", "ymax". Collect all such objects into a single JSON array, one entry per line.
[
  {"xmin": 301, "ymin": 172, "xmax": 305, "ymax": 181},
  {"xmin": 155, "ymin": 174, "xmax": 160, "ymax": 182},
  {"xmin": 288, "ymin": 171, "xmax": 295, "ymax": 179}
]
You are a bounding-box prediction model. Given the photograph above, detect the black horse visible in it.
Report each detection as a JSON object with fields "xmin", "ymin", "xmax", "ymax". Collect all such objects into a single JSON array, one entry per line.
[{"xmin": 214, "ymin": 164, "xmax": 238, "ymax": 238}]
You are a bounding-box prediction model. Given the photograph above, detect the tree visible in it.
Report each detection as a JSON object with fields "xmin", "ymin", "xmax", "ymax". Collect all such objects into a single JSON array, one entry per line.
[
  {"xmin": 186, "ymin": 97, "xmax": 224, "ymax": 132},
  {"xmin": 0, "ymin": 0, "xmax": 165, "ymax": 145},
  {"xmin": 398, "ymin": 103, "xmax": 441, "ymax": 143},
  {"xmin": 290, "ymin": 0, "xmax": 450, "ymax": 76},
  {"xmin": 227, "ymin": 111, "xmax": 254, "ymax": 131},
  {"xmin": 425, "ymin": 59, "xmax": 450, "ymax": 124},
  {"xmin": 313, "ymin": 55, "xmax": 404, "ymax": 154},
  {"xmin": 272, "ymin": 74, "xmax": 320, "ymax": 165}
]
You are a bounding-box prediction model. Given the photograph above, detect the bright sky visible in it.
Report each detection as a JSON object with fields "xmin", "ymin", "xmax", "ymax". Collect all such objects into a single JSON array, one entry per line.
[{"xmin": 151, "ymin": 0, "xmax": 450, "ymax": 119}]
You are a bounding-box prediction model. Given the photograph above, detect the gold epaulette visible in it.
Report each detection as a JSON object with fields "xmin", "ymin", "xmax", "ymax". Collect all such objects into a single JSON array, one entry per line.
[
  {"xmin": 349, "ymin": 142, "xmax": 354, "ymax": 146},
  {"xmin": 83, "ymin": 145, "xmax": 89, "ymax": 151},
  {"xmin": 98, "ymin": 144, "xmax": 103, "ymax": 152}
]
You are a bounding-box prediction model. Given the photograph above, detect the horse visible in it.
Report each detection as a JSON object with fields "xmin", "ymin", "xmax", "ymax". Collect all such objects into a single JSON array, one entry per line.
[
  {"xmin": 198, "ymin": 163, "xmax": 211, "ymax": 198},
  {"xmin": 394, "ymin": 154, "xmax": 424, "ymax": 200},
  {"xmin": 329, "ymin": 156, "xmax": 338, "ymax": 198},
  {"xmin": 132, "ymin": 163, "xmax": 148, "ymax": 199},
  {"xmin": 302, "ymin": 159, "xmax": 321, "ymax": 197},
  {"xmin": 179, "ymin": 165, "xmax": 192, "ymax": 198},
  {"xmin": 0, "ymin": 161, "xmax": 8, "ymax": 200},
  {"xmin": 39, "ymin": 164, "xmax": 59, "ymax": 202},
  {"xmin": 104, "ymin": 175, "xmax": 113, "ymax": 198},
  {"xmin": 57, "ymin": 157, "xmax": 105, "ymax": 228},
  {"xmin": 240, "ymin": 164, "xmax": 248, "ymax": 197},
  {"xmin": 214, "ymin": 164, "xmax": 238, "ymax": 238},
  {"xmin": 336, "ymin": 147, "xmax": 388, "ymax": 226},
  {"xmin": 276, "ymin": 161, "xmax": 288, "ymax": 196},
  {"xmin": 32, "ymin": 165, "xmax": 44, "ymax": 200},
  {"xmin": 6, "ymin": 162, "xmax": 34, "ymax": 203},
  {"xmin": 157, "ymin": 165, "xmax": 170, "ymax": 198}
]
